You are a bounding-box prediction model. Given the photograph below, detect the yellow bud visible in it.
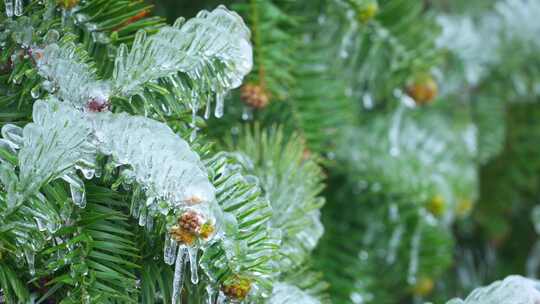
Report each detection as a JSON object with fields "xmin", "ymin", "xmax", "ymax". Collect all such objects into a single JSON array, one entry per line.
[
  {"xmin": 358, "ymin": 2, "xmax": 379, "ymax": 23},
  {"xmin": 412, "ymin": 276, "xmax": 434, "ymax": 296},
  {"xmin": 57, "ymin": 0, "xmax": 79, "ymax": 9},
  {"xmin": 456, "ymin": 199, "xmax": 473, "ymax": 218},
  {"xmin": 426, "ymin": 195, "xmax": 446, "ymax": 217},
  {"xmin": 406, "ymin": 76, "xmax": 438, "ymax": 106}
]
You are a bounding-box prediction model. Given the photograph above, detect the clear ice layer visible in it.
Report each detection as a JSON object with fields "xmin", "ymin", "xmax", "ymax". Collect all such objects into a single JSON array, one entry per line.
[
  {"xmin": 267, "ymin": 283, "xmax": 320, "ymax": 304},
  {"xmin": 447, "ymin": 276, "xmax": 540, "ymax": 304},
  {"xmin": 113, "ymin": 5, "xmax": 252, "ymax": 103},
  {"xmin": 1, "ymin": 98, "xmax": 216, "ymax": 220}
]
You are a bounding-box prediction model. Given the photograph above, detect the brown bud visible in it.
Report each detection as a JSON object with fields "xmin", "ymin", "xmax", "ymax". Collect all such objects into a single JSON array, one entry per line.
[
  {"xmin": 406, "ymin": 77, "xmax": 438, "ymax": 106},
  {"xmin": 240, "ymin": 83, "xmax": 270, "ymax": 109},
  {"xmin": 179, "ymin": 211, "xmax": 203, "ymax": 234},
  {"xmin": 169, "ymin": 225, "xmax": 196, "ymax": 245}
]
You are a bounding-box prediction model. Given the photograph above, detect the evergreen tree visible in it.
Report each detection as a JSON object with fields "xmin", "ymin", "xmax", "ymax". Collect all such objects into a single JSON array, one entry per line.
[{"xmin": 1, "ymin": 0, "xmax": 540, "ymax": 303}]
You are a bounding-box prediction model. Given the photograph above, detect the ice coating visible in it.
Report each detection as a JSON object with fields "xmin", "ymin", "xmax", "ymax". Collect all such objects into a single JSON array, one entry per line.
[
  {"xmin": 113, "ymin": 5, "xmax": 253, "ymax": 100},
  {"xmin": 2, "ymin": 100, "xmax": 94, "ymax": 206},
  {"xmin": 200, "ymin": 152, "xmax": 277, "ymax": 297},
  {"xmin": 35, "ymin": 42, "xmax": 112, "ymax": 109},
  {"xmin": 0, "ymin": 98, "xmax": 215, "ymax": 219},
  {"xmin": 91, "ymin": 111, "xmax": 215, "ymax": 206},
  {"xmin": 267, "ymin": 283, "xmax": 320, "ymax": 304},
  {"xmin": 446, "ymin": 276, "xmax": 540, "ymax": 304}
]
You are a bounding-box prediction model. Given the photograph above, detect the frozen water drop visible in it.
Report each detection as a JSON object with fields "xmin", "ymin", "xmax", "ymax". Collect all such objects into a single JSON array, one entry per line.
[
  {"xmin": 241, "ymin": 106, "xmax": 253, "ymax": 121},
  {"xmin": 214, "ymin": 92, "xmax": 224, "ymax": 118},
  {"xmin": 190, "ymin": 128, "xmax": 197, "ymax": 142},
  {"xmin": 45, "ymin": 29, "xmax": 60, "ymax": 43},
  {"xmin": 188, "ymin": 246, "xmax": 199, "ymax": 284},
  {"xmin": 172, "ymin": 247, "xmax": 187, "ymax": 304},
  {"xmin": 5, "ymin": 0, "xmax": 14, "ymax": 17},
  {"xmin": 25, "ymin": 249, "xmax": 35, "ymax": 275},
  {"xmin": 69, "ymin": 181, "xmax": 87, "ymax": 208},
  {"xmin": 164, "ymin": 234, "xmax": 178, "ymax": 265},
  {"xmin": 407, "ymin": 222, "xmax": 423, "ymax": 285},
  {"xmin": 138, "ymin": 207, "xmax": 147, "ymax": 227},
  {"xmin": 204, "ymin": 97, "xmax": 212, "ymax": 119},
  {"xmin": 30, "ymin": 85, "xmax": 41, "ymax": 99}
]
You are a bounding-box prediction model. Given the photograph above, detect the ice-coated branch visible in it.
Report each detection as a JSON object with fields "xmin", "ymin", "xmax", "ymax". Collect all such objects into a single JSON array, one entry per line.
[
  {"xmin": 267, "ymin": 283, "xmax": 321, "ymax": 304},
  {"xmin": 112, "ymin": 5, "xmax": 252, "ymax": 102},
  {"xmin": 446, "ymin": 275, "xmax": 540, "ymax": 304},
  {"xmin": 35, "ymin": 37, "xmax": 112, "ymax": 109},
  {"xmin": 0, "ymin": 98, "xmax": 216, "ymax": 218},
  {"xmin": 1, "ymin": 99, "xmax": 94, "ymax": 207},
  {"xmin": 91, "ymin": 110, "xmax": 216, "ymax": 209}
]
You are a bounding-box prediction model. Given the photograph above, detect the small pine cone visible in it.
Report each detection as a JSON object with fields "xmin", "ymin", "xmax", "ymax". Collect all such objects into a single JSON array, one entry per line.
[
  {"xmin": 199, "ymin": 222, "xmax": 215, "ymax": 239},
  {"xmin": 222, "ymin": 277, "xmax": 252, "ymax": 300},
  {"xmin": 169, "ymin": 225, "xmax": 196, "ymax": 245},
  {"xmin": 57, "ymin": 0, "xmax": 79, "ymax": 9},
  {"xmin": 406, "ymin": 77, "xmax": 438, "ymax": 106},
  {"xmin": 240, "ymin": 84, "xmax": 270, "ymax": 109},
  {"xmin": 179, "ymin": 211, "xmax": 203, "ymax": 234}
]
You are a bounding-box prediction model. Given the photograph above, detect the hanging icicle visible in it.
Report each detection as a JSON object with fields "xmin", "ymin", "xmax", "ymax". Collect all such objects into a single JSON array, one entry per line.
[
  {"xmin": 5, "ymin": 0, "xmax": 14, "ymax": 17},
  {"xmin": 172, "ymin": 247, "xmax": 188, "ymax": 304},
  {"xmin": 214, "ymin": 91, "xmax": 225, "ymax": 118},
  {"xmin": 407, "ymin": 221, "xmax": 423, "ymax": 285}
]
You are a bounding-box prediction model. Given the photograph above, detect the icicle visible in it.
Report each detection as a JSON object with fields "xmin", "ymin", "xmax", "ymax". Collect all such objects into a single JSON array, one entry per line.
[
  {"xmin": 164, "ymin": 234, "xmax": 178, "ymax": 265},
  {"xmin": 242, "ymin": 106, "xmax": 253, "ymax": 121},
  {"xmin": 190, "ymin": 128, "xmax": 198, "ymax": 142},
  {"xmin": 187, "ymin": 246, "xmax": 199, "ymax": 284},
  {"xmin": 527, "ymin": 241, "xmax": 540, "ymax": 277},
  {"xmin": 386, "ymin": 224, "xmax": 404, "ymax": 264},
  {"xmin": 146, "ymin": 215, "xmax": 154, "ymax": 231},
  {"xmin": 217, "ymin": 291, "xmax": 228, "ymax": 304},
  {"xmin": 69, "ymin": 180, "xmax": 87, "ymax": 208},
  {"xmin": 5, "ymin": 0, "xmax": 14, "ymax": 17},
  {"xmin": 30, "ymin": 85, "xmax": 42, "ymax": 99},
  {"xmin": 24, "ymin": 249, "xmax": 35, "ymax": 275},
  {"xmin": 138, "ymin": 207, "xmax": 147, "ymax": 226},
  {"xmin": 407, "ymin": 221, "xmax": 423, "ymax": 285},
  {"xmin": 130, "ymin": 187, "xmax": 143, "ymax": 218},
  {"xmin": 362, "ymin": 93, "xmax": 374, "ymax": 109},
  {"xmin": 172, "ymin": 247, "xmax": 187, "ymax": 304},
  {"xmin": 204, "ymin": 96, "xmax": 212, "ymax": 119},
  {"xmin": 14, "ymin": 0, "xmax": 23, "ymax": 16},
  {"xmin": 214, "ymin": 92, "xmax": 224, "ymax": 118},
  {"xmin": 389, "ymin": 104, "xmax": 405, "ymax": 157},
  {"xmin": 206, "ymin": 285, "xmax": 217, "ymax": 304}
]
